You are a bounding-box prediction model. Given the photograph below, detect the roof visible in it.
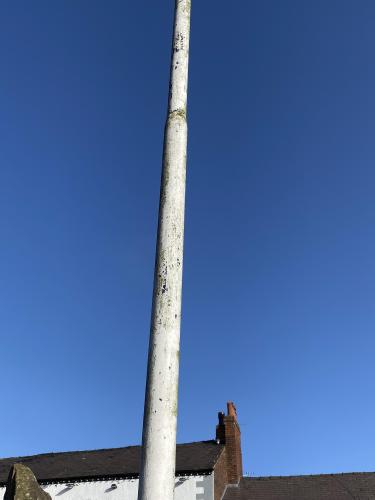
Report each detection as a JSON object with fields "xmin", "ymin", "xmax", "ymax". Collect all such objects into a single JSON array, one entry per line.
[
  {"xmin": 223, "ymin": 473, "xmax": 375, "ymax": 500},
  {"xmin": 0, "ymin": 441, "xmax": 224, "ymax": 485}
]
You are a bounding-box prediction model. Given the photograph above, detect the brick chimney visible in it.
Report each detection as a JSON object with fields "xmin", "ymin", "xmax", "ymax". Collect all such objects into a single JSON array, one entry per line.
[{"xmin": 215, "ymin": 401, "xmax": 243, "ymax": 485}]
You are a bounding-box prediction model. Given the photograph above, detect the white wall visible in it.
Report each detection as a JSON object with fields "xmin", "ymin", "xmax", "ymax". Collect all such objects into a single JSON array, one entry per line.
[{"xmin": 0, "ymin": 474, "xmax": 213, "ymax": 500}]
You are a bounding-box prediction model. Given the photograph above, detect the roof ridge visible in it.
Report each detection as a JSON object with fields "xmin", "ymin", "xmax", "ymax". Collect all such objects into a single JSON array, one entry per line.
[
  {"xmin": 0, "ymin": 439, "xmax": 219, "ymax": 462},
  {"xmin": 245, "ymin": 471, "xmax": 375, "ymax": 480}
]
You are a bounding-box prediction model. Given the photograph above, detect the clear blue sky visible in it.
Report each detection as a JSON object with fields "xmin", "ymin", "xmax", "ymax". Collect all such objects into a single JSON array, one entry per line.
[{"xmin": 1, "ymin": 0, "xmax": 375, "ymax": 477}]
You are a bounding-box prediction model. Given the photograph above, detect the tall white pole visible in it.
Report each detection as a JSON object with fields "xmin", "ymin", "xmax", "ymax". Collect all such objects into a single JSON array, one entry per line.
[{"xmin": 137, "ymin": 2, "xmax": 191, "ymax": 500}]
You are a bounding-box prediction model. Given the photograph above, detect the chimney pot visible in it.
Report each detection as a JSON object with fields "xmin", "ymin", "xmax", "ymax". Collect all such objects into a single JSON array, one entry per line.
[{"xmin": 227, "ymin": 401, "xmax": 237, "ymax": 419}]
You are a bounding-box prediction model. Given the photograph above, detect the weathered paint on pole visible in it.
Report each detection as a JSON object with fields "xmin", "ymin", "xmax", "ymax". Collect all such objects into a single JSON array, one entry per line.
[{"xmin": 137, "ymin": 2, "xmax": 191, "ymax": 500}]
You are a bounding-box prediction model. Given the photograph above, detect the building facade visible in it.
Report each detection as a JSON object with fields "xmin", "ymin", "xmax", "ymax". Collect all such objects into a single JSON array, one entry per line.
[{"xmin": 1, "ymin": 403, "xmax": 374, "ymax": 500}]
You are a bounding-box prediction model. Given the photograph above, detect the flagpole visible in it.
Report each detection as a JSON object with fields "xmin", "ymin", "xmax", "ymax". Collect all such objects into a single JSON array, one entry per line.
[{"xmin": 137, "ymin": 2, "xmax": 192, "ymax": 499}]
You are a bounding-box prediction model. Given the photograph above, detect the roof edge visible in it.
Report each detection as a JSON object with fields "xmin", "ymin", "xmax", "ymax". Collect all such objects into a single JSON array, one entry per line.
[
  {"xmin": 243, "ymin": 470, "xmax": 375, "ymax": 481},
  {"xmin": 0, "ymin": 469, "xmax": 214, "ymax": 488}
]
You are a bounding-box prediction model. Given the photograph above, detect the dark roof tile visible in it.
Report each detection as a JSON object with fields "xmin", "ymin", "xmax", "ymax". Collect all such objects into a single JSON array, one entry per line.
[
  {"xmin": 0, "ymin": 441, "xmax": 223, "ymax": 484},
  {"xmin": 223, "ymin": 473, "xmax": 375, "ymax": 500}
]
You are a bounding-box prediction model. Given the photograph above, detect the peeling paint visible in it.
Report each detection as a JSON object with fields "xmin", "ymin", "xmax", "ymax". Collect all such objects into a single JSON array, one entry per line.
[{"xmin": 169, "ymin": 108, "xmax": 187, "ymax": 120}]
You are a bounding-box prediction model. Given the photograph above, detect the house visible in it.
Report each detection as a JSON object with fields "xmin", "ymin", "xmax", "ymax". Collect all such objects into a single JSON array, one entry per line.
[{"xmin": 1, "ymin": 402, "xmax": 374, "ymax": 499}]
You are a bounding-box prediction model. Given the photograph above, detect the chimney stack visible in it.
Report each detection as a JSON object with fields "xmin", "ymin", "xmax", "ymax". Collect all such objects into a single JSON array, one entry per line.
[{"xmin": 216, "ymin": 402, "xmax": 243, "ymax": 485}]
